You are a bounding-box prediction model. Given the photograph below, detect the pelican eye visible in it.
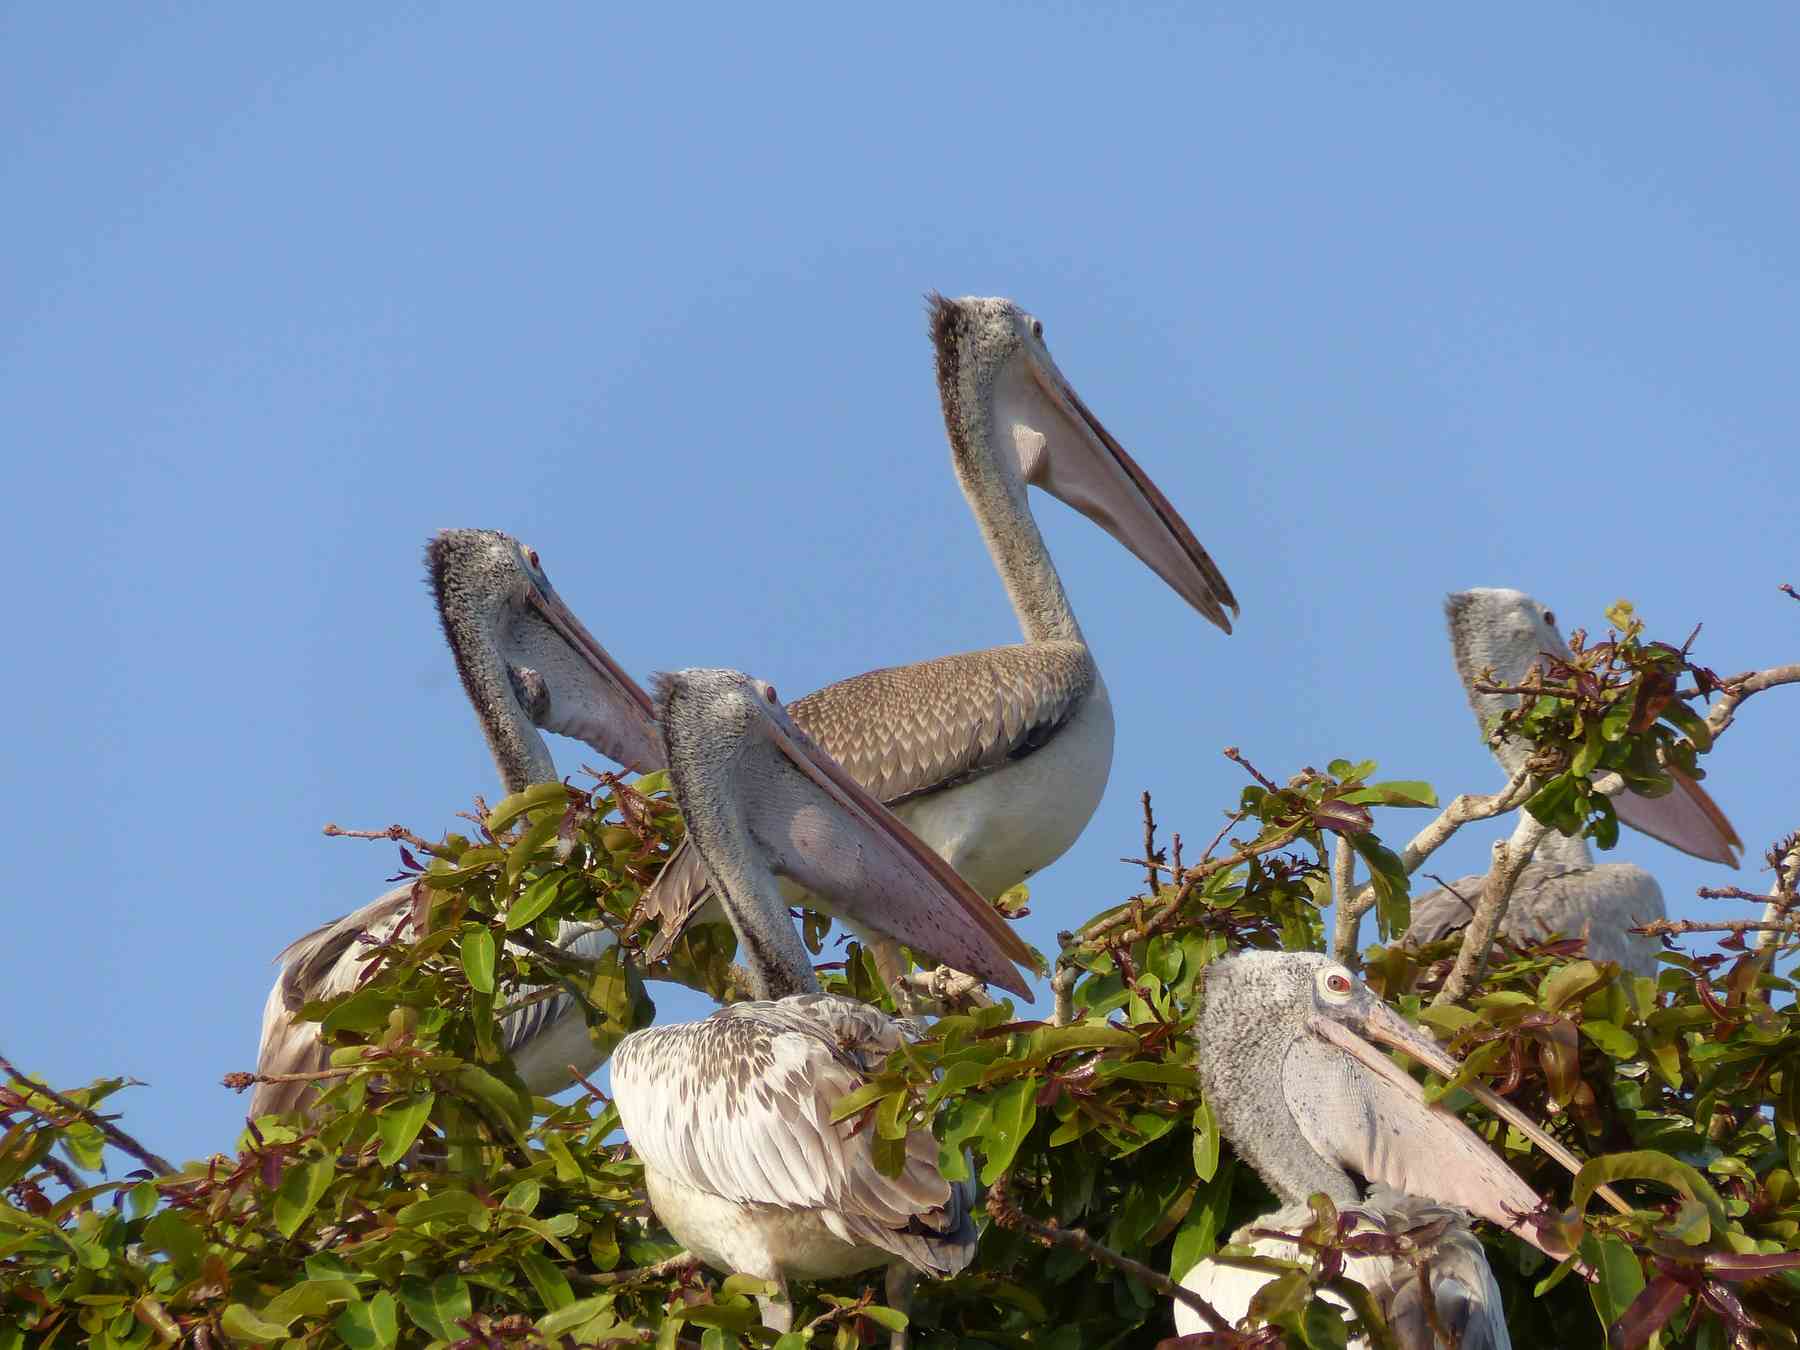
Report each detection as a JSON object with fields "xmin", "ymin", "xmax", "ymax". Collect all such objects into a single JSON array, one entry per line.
[
  {"xmin": 764, "ymin": 685, "xmax": 779, "ymax": 705},
  {"xmin": 1543, "ymin": 609, "xmax": 1556, "ymax": 628},
  {"xmin": 1030, "ymin": 318, "xmax": 1044, "ymax": 341},
  {"xmin": 1318, "ymin": 969, "xmax": 1355, "ymax": 1003}
]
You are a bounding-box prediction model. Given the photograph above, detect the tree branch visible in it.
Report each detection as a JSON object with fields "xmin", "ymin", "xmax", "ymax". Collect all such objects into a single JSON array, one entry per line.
[
  {"xmin": 1757, "ymin": 838, "xmax": 1800, "ymax": 953},
  {"xmin": 985, "ymin": 1173, "xmax": 1232, "ymax": 1334},
  {"xmin": 572, "ymin": 1250, "xmax": 700, "ymax": 1287},
  {"xmin": 1704, "ymin": 663, "xmax": 1800, "ymax": 740},
  {"xmin": 1330, "ymin": 833, "xmax": 1359, "ymax": 964},
  {"xmin": 1432, "ymin": 813, "xmax": 1550, "ymax": 1006},
  {"xmin": 0, "ymin": 1053, "xmax": 175, "ymax": 1176}
]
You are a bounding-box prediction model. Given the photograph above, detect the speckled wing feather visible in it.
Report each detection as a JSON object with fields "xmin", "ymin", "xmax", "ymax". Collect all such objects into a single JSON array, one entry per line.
[
  {"xmin": 611, "ymin": 994, "xmax": 976, "ymax": 1276},
  {"xmin": 251, "ymin": 883, "xmax": 418, "ymax": 1118},
  {"xmin": 636, "ymin": 642, "xmax": 1094, "ymax": 955}
]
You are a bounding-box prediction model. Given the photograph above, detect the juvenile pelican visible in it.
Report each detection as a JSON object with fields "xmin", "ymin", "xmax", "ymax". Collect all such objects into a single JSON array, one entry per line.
[
  {"xmin": 612, "ymin": 668, "xmax": 1034, "ymax": 1340},
  {"xmin": 251, "ymin": 530, "xmax": 662, "ymax": 1116},
  {"xmin": 1178, "ymin": 952, "xmax": 1587, "ymax": 1347},
  {"xmin": 642, "ymin": 295, "xmax": 1238, "ymax": 974},
  {"xmin": 1404, "ymin": 589, "xmax": 1741, "ymax": 978}
]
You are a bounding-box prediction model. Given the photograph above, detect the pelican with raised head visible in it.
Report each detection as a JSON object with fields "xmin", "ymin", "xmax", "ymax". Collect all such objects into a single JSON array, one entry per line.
[
  {"xmin": 612, "ymin": 668, "xmax": 1035, "ymax": 1341},
  {"xmin": 251, "ymin": 529, "xmax": 663, "ymax": 1116},
  {"xmin": 641, "ymin": 295, "xmax": 1238, "ymax": 984},
  {"xmin": 1179, "ymin": 951, "xmax": 1597, "ymax": 1347},
  {"xmin": 1404, "ymin": 589, "xmax": 1741, "ymax": 978}
]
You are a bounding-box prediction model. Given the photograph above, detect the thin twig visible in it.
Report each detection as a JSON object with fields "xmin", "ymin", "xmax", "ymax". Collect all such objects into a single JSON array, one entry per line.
[
  {"xmin": 572, "ymin": 1250, "xmax": 700, "ymax": 1287},
  {"xmin": 321, "ymin": 822, "xmax": 444, "ymax": 855},
  {"xmin": 985, "ymin": 1173, "xmax": 1232, "ymax": 1334},
  {"xmin": 1141, "ymin": 791, "xmax": 1162, "ymax": 896},
  {"xmin": 0, "ymin": 1053, "xmax": 175, "ymax": 1176},
  {"xmin": 222, "ymin": 1064, "xmax": 365, "ymax": 1095},
  {"xmin": 1637, "ymin": 918, "xmax": 1799, "ymax": 940}
]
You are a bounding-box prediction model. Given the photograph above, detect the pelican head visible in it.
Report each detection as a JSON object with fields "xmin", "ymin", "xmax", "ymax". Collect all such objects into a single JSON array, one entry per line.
[
  {"xmin": 928, "ymin": 294, "xmax": 1238, "ymax": 633},
  {"xmin": 654, "ymin": 667, "xmax": 1036, "ymax": 999},
  {"xmin": 1197, "ymin": 951, "xmax": 1581, "ymax": 1258},
  {"xmin": 428, "ymin": 529, "xmax": 661, "ymax": 787},
  {"xmin": 1446, "ymin": 587, "xmax": 1740, "ymax": 865}
]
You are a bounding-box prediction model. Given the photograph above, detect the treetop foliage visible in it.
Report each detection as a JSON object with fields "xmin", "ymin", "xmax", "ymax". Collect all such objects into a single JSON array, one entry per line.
[{"xmin": 2, "ymin": 605, "xmax": 1797, "ymax": 1348}]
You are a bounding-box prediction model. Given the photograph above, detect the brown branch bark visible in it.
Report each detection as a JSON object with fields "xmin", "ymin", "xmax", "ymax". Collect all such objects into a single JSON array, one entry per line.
[
  {"xmin": 571, "ymin": 1250, "xmax": 700, "ymax": 1287},
  {"xmin": 1704, "ymin": 663, "xmax": 1800, "ymax": 740},
  {"xmin": 1432, "ymin": 814, "xmax": 1550, "ymax": 1006},
  {"xmin": 1330, "ymin": 834, "xmax": 1360, "ymax": 964}
]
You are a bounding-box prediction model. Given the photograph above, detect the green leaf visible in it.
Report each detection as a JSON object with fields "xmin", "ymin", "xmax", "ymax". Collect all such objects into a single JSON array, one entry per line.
[
  {"xmin": 1340, "ymin": 780, "xmax": 1438, "ymax": 808},
  {"xmin": 1572, "ymin": 1151, "xmax": 1729, "ymax": 1239},
  {"xmin": 262, "ymin": 1280, "xmax": 358, "ymax": 1325},
  {"xmin": 486, "ymin": 781, "xmax": 570, "ymax": 835},
  {"xmin": 335, "ymin": 1292, "xmax": 399, "ymax": 1350},
  {"xmin": 506, "ymin": 811, "xmax": 565, "ymax": 882},
  {"xmin": 461, "ymin": 925, "xmax": 496, "ymax": 994},
  {"xmin": 375, "ymin": 1092, "xmax": 434, "ymax": 1166},
  {"xmin": 1579, "ymin": 1019, "xmax": 1639, "ymax": 1059},
  {"xmin": 978, "ymin": 1078, "xmax": 1039, "ymax": 1185},
  {"xmin": 397, "ymin": 1188, "xmax": 491, "ymax": 1232},
  {"xmin": 1585, "ymin": 1234, "xmax": 1647, "ymax": 1330},
  {"xmin": 398, "ymin": 1274, "xmax": 472, "ymax": 1342},
  {"xmin": 319, "ymin": 987, "xmax": 398, "ymax": 1037},
  {"xmin": 518, "ymin": 1250, "xmax": 574, "ymax": 1311},
  {"xmin": 273, "ymin": 1157, "xmax": 334, "ymax": 1238},
  {"xmin": 1191, "ymin": 1097, "xmax": 1221, "ymax": 1183},
  {"xmin": 220, "ymin": 1304, "xmax": 291, "ymax": 1343},
  {"xmin": 535, "ymin": 1295, "xmax": 615, "ymax": 1337},
  {"xmin": 506, "ymin": 872, "xmax": 573, "ymax": 931},
  {"xmin": 864, "ymin": 1305, "xmax": 909, "ymax": 1332},
  {"xmin": 1540, "ymin": 959, "xmax": 1607, "ymax": 1013}
]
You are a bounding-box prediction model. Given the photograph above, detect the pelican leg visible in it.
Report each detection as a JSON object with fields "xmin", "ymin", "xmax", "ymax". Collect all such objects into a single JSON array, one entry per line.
[
  {"xmin": 883, "ymin": 1263, "xmax": 916, "ymax": 1350},
  {"xmin": 758, "ymin": 1283, "xmax": 794, "ymax": 1334}
]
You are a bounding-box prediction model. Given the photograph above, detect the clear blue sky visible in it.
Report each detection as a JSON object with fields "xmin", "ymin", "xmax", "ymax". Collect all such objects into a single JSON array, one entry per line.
[{"xmin": 3, "ymin": 4, "xmax": 1795, "ymax": 1167}]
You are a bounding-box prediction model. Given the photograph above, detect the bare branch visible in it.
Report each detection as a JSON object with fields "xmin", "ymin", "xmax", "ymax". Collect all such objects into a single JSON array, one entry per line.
[
  {"xmin": 986, "ymin": 1173, "xmax": 1232, "ymax": 1334},
  {"xmin": 571, "ymin": 1250, "xmax": 700, "ymax": 1288},
  {"xmin": 1432, "ymin": 813, "xmax": 1550, "ymax": 1006},
  {"xmin": 321, "ymin": 821, "xmax": 444, "ymax": 856},
  {"xmin": 1758, "ymin": 839, "xmax": 1800, "ymax": 952},
  {"xmin": 1638, "ymin": 918, "xmax": 1799, "ymax": 940},
  {"xmin": 0, "ymin": 1053, "xmax": 175, "ymax": 1176},
  {"xmin": 1330, "ymin": 833, "xmax": 1360, "ymax": 965},
  {"xmin": 1141, "ymin": 791, "xmax": 1162, "ymax": 896},
  {"xmin": 1704, "ymin": 663, "xmax": 1800, "ymax": 740}
]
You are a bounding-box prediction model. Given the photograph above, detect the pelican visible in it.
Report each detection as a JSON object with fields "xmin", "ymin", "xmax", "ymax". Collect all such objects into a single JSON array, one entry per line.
[
  {"xmin": 1403, "ymin": 589, "xmax": 1741, "ymax": 978},
  {"xmin": 251, "ymin": 529, "xmax": 663, "ymax": 1116},
  {"xmin": 1178, "ymin": 951, "xmax": 1588, "ymax": 1347},
  {"xmin": 612, "ymin": 668, "xmax": 1035, "ymax": 1340},
  {"xmin": 641, "ymin": 295, "xmax": 1238, "ymax": 980}
]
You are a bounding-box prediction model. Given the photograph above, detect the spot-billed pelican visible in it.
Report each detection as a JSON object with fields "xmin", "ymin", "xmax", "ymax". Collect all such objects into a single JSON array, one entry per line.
[
  {"xmin": 641, "ymin": 296, "xmax": 1238, "ymax": 983},
  {"xmin": 1404, "ymin": 589, "xmax": 1741, "ymax": 978},
  {"xmin": 1178, "ymin": 952, "xmax": 1588, "ymax": 1347},
  {"xmin": 251, "ymin": 529, "xmax": 662, "ymax": 1116},
  {"xmin": 612, "ymin": 668, "xmax": 1035, "ymax": 1340}
]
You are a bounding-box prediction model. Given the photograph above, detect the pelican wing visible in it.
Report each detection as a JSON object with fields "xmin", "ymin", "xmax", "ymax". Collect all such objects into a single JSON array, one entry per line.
[
  {"xmin": 1404, "ymin": 861, "xmax": 1665, "ymax": 977},
  {"xmin": 637, "ymin": 642, "xmax": 1093, "ymax": 955},
  {"xmin": 251, "ymin": 883, "xmax": 418, "ymax": 1117},
  {"xmin": 612, "ymin": 994, "xmax": 975, "ymax": 1276},
  {"xmin": 786, "ymin": 641, "xmax": 1095, "ymax": 807}
]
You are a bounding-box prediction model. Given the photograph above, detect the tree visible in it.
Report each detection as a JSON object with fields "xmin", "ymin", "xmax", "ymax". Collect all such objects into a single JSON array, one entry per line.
[{"xmin": 3, "ymin": 605, "xmax": 1798, "ymax": 1348}]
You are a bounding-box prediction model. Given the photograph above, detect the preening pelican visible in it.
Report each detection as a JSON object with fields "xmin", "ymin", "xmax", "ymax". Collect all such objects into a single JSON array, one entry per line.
[
  {"xmin": 612, "ymin": 668, "xmax": 1035, "ymax": 1339},
  {"xmin": 251, "ymin": 530, "xmax": 662, "ymax": 1116},
  {"xmin": 1404, "ymin": 589, "xmax": 1741, "ymax": 978},
  {"xmin": 1178, "ymin": 952, "xmax": 1586, "ymax": 1347},
  {"xmin": 641, "ymin": 295, "xmax": 1238, "ymax": 980}
]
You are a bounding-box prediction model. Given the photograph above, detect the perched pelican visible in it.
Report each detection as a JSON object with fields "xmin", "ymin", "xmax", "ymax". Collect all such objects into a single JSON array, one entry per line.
[
  {"xmin": 641, "ymin": 295, "xmax": 1238, "ymax": 975},
  {"xmin": 612, "ymin": 668, "xmax": 1035, "ymax": 1339},
  {"xmin": 251, "ymin": 530, "xmax": 663, "ymax": 1116},
  {"xmin": 1404, "ymin": 589, "xmax": 1741, "ymax": 978},
  {"xmin": 1178, "ymin": 951, "xmax": 1587, "ymax": 1347}
]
